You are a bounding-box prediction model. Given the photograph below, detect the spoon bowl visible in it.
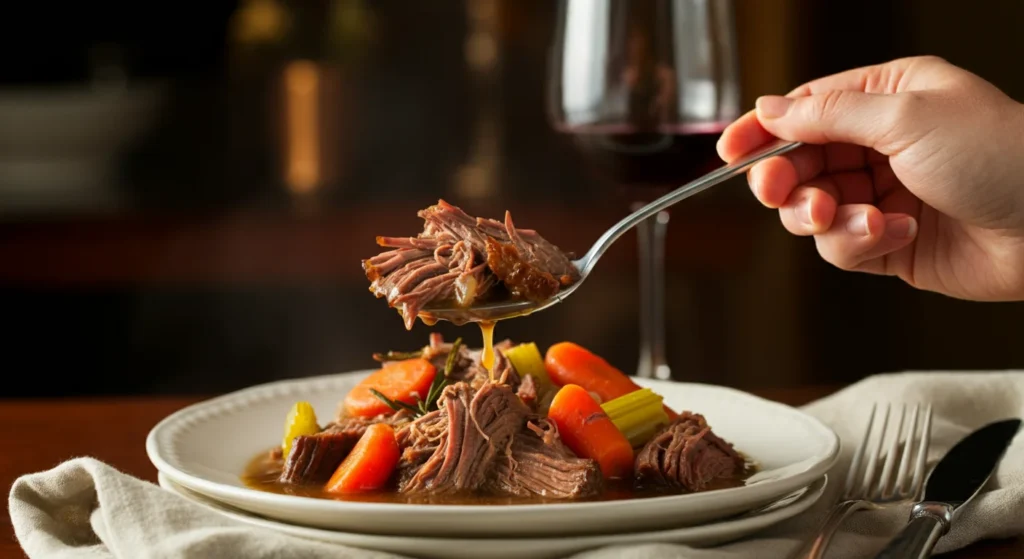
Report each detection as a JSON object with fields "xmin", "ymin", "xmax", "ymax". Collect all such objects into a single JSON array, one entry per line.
[
  {"xmin": 419, "ymin": 139, "xmax": 802, "ymax": 325},
  {"xmin": 418, "ymin": 257, "xmax": 589, "ymax": 324}
]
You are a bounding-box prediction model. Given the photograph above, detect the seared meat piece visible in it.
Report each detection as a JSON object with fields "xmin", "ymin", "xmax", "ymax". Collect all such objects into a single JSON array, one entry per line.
[
  {"xmin": 279, "ymin": 432, "xmax": 358, "ymax": 484},
  {"xmin": 363, "ymin": 200, "xmax": 579, "ymax": 329},
  {"xmin": 634, "ymin": 412, "xmax": 745, "ymax": 492},
  {"xmin": 484, "ymin": 237, "xmax": 562, "ymax": 302}
]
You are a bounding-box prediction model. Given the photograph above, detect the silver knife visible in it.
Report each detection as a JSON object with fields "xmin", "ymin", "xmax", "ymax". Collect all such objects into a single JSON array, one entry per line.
[{"xmin": 873, "ymin": 417, "xmax": 1021, "ymax": 559}]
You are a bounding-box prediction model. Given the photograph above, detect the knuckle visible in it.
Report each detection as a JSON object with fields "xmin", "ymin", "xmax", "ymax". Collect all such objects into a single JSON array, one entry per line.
[
  {"xmin": 879, "ymin": 92, "xmax": 928, "ymax": 148},
  {"xmin": 914, "ymin": 54, "xmax": 948, "ymax": 66},
  {"xmin": 892, "ymin": 92, "xmax": 925, "ymax": 120},
  {"xmin": 812, "ymin": 90, "xmax": 847, "ymax": 122},
  {"xmin": 814, "ymin": 237, "xmax": 859, "ymax": 270},
  {"xmin": 893, "ymin": 55, "xmax": 948, "ymax": 69},
  {"xmin": 779, "ymin": 210, "xmax": 805, "ymax": 235}
]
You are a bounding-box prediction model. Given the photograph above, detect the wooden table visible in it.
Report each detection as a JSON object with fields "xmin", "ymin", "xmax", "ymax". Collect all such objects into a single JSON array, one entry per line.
[{"xmin": 2, "ymin": 389, "xmax": 1021, "ymax": 558}]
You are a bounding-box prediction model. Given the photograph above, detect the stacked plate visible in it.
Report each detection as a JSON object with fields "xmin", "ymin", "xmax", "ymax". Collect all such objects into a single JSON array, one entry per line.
[{"xmin": 147, "ymin": 373, "xmax": 839, "ymax": 559}]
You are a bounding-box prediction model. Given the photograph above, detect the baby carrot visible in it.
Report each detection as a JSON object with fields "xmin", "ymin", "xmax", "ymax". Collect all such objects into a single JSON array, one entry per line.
[
  {"xmin": 547, "ymin": 383, "xmax": 635, "ymax": 480},
  {"xmin": 343, "ymin": 358, "xmax": 436, "ymax": 417},
  {"xmin": 545, "ymin": 342, "xmax": 677, "ymax": 419},
  {"xmin": 324, "ymin": 423, "xmax": 400, "ymax": 493}
]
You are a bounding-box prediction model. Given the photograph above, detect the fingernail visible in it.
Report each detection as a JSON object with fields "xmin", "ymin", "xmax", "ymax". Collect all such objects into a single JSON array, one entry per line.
[
  {"xmin": 885, "ymin": 215, "xmax": 917, "ymax": 239},
  {"xmin": 846, "ymin": 212, "xmax": 870, "ymax": 236},
  {"xmin": 796, "ymin": 199, "xmax": 813, "ymax": 227},
  {"xmin": 756, "ymin": 96, "xmax": 793, "ymax": 119}
]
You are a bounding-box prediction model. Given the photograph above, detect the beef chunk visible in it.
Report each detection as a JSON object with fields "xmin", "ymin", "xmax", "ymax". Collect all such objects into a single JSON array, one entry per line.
[
  {"xmin": 399, "ymin": 381, "xmax": 529, "ymax": 494},
  {"xmin": 634, "ymin": 412, "xmax": 744, "ymax": 492},
  {"xmin": 487, "ymin": 419, "xmax": 602, "ymax": 499},
  {"xmin": 363, "ymin": 200, "xmax": 580, "ymax": 329},
  {"xmin": 279, "ymin": 432, "xmax": 358, "ymax": 484},
  {"xmin": 484, "ymin": 237, "xmax": 562, "ymax": 302}
]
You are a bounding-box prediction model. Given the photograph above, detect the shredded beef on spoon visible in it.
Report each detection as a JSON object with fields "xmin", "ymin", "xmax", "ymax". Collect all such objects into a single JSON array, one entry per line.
[{"xmin": 362, "ymin": 200, "xmax": 579, "ymax": 329}]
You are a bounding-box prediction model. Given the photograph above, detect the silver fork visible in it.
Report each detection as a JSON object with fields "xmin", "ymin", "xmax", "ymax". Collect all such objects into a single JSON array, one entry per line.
[{"xmin": 795, "ymin": 403, "xmax": 934, "ymax": 559}]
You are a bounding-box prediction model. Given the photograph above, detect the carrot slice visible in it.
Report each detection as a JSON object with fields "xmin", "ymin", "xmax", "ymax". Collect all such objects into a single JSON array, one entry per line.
[
  {"xmin": 324, "ymin": 423, "xmax": 400, "ymax": 493},
  {"xmin": 344, "ymin": 358, "xmax": 436, "ymax": 417},
  {"xmin": 545, "ymin": 342, "xmax": 677, "ymax": 419},
  {"xmin": 547, "ymin": 383, "xmax": 635, "ymax": 480}
]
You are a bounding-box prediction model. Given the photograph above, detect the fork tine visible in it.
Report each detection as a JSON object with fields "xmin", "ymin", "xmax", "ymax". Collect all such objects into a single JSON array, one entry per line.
[
  {"xmin": 877, "ymin": 404, "xmax": 906, "ymax": 499},
  {"xmin": 909, "ymin": 404, "xmax": 933, "ymax": 499},
  {"xmin": 845, "ymin": 403, "xmax": 877, "ymax": 498},
  {"xmin": 894, "ymin": 404, "xmax": 920, "ymax": 497},
  {"xmin": 859, "ymin": 403, "xmax": 890, "ymax": 498}
]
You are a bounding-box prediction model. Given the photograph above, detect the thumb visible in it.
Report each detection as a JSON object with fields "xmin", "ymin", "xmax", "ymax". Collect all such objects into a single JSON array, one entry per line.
[{"xmin": 755, "ymin": 91, "xmax": 914, "ymax": 153}]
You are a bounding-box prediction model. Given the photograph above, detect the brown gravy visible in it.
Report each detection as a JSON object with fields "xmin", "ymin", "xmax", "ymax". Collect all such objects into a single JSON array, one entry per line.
[
  {"xmin": 242, "ymin": 449, "xmax": 758, "ymax": 505},
  {"xmin": 479, "ymin": 320, "xmax": 496, "ymax": 377}
]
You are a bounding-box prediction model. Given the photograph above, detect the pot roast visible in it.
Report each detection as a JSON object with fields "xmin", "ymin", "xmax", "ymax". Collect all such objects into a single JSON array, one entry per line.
[
  {"xmin": 363, "ymin": 200, "xmax": 580, "ymax": 329},
  {"xmin": 634, "ymin": 412, "xmax": 745, "ymax": 492}
]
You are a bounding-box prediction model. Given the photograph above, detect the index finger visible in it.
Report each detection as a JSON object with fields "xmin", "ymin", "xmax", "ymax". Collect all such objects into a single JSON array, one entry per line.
[
  {"xmin": 716, "ymin": 110, "xmax": 775, "ymax": 162},
  {"xmin": 788, "ymin": 57, "xmax": 922, "ymax": 97},
  {"xmin": 718, "ymin": 59, "xmax": 913, "ymax": 162}
]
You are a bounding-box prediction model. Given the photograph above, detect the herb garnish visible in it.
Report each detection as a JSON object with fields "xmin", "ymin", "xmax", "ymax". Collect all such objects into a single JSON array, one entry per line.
[
  {"xmin": 370, "ymin": 337, "xmax": 462, "ymax": 418},
  {"xmin": 372, "ymin": 350, "xmax": 424, "ymax": 362}
]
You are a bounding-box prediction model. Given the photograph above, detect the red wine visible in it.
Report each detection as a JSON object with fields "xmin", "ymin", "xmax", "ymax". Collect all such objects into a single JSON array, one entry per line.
[{"xmin": 561, "ymin": 123, "xmax": 729, "ymax": 193}]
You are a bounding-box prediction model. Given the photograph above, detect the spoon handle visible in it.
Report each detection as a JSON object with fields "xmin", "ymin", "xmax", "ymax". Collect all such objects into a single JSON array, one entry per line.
[{"xmin": 579, "ymin": 139, "xmax": 802, "ymax": 273}]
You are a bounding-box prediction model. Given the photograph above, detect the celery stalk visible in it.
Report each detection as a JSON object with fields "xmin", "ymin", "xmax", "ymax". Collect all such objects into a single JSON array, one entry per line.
[
  {"xmin": 282, "ymin": 401, "xmax": 320, "ymax": 456},
  {"xmin": 601, "ymin": 388, "xmax": 670, "ymax": 447},
  {"xmin": 504, "ymin": 342, "xmax": 552, "ymax": 388}
]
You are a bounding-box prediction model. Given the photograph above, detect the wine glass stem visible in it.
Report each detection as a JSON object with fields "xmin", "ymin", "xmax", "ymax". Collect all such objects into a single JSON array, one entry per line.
[{"xmin": 636, "ymin": 206, "xmax": 671, "ymax": 380}]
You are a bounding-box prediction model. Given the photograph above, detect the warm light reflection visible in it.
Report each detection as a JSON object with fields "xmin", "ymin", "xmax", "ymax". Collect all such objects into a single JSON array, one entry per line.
[
  {"xmin": 465, "ymin": 31, "xmax": 498, "ymax": 70},
  {"xmin": 456, "ymin": 0, "xmax": 501, "ymax": 201},
  {"xmin": 231, "ymin": 0, "xmax": 289, "ymax": 45},
  {"xmin": 284, "ymin": 60, "xmax": 320, "ymax": 195}
]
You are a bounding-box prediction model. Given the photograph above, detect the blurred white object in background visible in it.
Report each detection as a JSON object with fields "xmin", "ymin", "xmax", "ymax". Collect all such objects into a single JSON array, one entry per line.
[{"xmin": 0, "ymin": 44, "xmax": 167, "ymax": 215}]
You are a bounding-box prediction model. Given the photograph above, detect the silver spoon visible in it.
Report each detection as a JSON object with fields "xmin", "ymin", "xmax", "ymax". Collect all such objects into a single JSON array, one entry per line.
[{"xmin": 420, "ymin": 139, "xmax": 802, "ymax": 324}]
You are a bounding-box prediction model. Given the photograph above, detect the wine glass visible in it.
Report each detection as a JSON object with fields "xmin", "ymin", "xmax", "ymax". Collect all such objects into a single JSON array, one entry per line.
[{"xmin": 547, "ymin": 0, "xmax": 741, "ymax": 380}]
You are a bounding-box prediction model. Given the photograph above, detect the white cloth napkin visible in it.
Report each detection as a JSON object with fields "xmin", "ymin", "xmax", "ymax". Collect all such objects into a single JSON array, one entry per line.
[{"xmin": 10, "ymin": 372, "xmax": 1024, "ymax": 559}]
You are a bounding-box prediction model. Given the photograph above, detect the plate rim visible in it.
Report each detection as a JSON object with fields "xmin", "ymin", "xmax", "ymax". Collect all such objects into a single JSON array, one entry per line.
[
  {"xmin": 146, "ymin": 371, "xmax": 840, "ymax": 515},
  {"xmin": 157, "ymin": 471, "xmax": 829, "ymax": 545}
]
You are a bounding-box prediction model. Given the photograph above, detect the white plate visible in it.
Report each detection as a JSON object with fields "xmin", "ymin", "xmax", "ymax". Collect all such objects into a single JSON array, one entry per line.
[
  {"xmin": 159, "ymin": 472, "xmax": 828, "ymax": 559},
  {"xmin": 147, "ymin": 372, "xmax": 838, "ymax": 537}
]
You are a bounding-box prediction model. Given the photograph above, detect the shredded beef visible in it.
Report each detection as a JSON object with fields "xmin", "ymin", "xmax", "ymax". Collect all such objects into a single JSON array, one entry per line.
[
  {"xmin": 634, "ymin": 412, "xmax": 744, "ymax": 492},
  {"xmin": 399, "ymin": 382, "xmax": 529, "ymax": 494},
  {"xmin": 363, "ymin": 200, "xmax": 579, "ymax": 329},
  {"xmin": 327, "ymin": 409, "xmax": 415, "ymax": 435},
  {"xmin": 486, "ymin": 418, "xmax": 602, "ymax": 499},
  {"xmin": 422, "ymin": 333, "xmax": 520, "ymax": 391},
  {"xmin": 395, "ymin": 386, "xmax": 601, "ymax": 499}
]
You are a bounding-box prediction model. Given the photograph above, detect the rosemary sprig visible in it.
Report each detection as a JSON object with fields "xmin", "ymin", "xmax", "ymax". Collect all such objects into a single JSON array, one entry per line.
[
  {"xmin": 368, "ymin": 388, "xmax": 420, "ymax": 414},
  {"xmin": 369, "ymin": 337, "xmax": 463, "ymax": 418},
  {"xmin": 425, "ymin": 337, "xmax": 461, "ymax": 406},
  {"xmin": 372, "ymin": 350, "xmax": 424, "ymax": 362}
]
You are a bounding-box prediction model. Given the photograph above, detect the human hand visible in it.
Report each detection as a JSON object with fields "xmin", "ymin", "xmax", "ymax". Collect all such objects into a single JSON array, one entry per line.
[{"xmin": 718, "ymin": 56, "xmax": 1024, "ymax": 301}]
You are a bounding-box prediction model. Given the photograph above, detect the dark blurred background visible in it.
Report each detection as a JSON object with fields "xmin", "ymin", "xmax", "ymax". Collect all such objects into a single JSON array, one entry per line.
[{"xmin": 2, "ymin": 0, "xmax": 1023, "ymax": 397}]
